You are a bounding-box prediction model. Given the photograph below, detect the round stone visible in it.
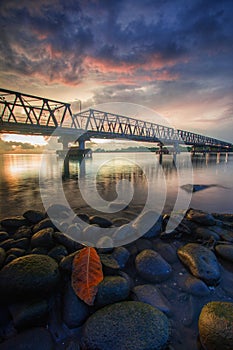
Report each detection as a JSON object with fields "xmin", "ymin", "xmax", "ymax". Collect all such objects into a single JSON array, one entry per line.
[
  {"xmin": 215, "ymin": 244, "xmax": 233, "ymax": 263},
  {"xmin": 81, "ymin": 301, "xmax": 170, "ymax": 350},
  {"xmin": 199, "ymin": 301, "xmax": 233, "ymax": 350},
  {"xmin": 135, "ymin": 249, "xmax": 172, "ymax": 282},
  {"xmin": 177, "ymin": 243, "xmax": 221, "ymax": 285},
  {"xmin": 31, "ymin": 228, "xmax": 55, "ymax": 249},
  {"xmin": 95, "ymin": 276, "xmax": 130, "ymax": 306},
  {"xmin": 0, "ymin": 254, "xmax": 60, "ymax": 300}
]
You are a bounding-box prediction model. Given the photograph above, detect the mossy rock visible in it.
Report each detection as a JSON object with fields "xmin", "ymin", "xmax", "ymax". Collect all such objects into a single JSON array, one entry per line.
[
  {"xmin": 198, "ymin": 301, "xmax": 233, "ymax": 350},
  {"xmin": 0, "ymin": 254, "xmax": 60, "ymax": 300},
  {"xmin": 81, "ymin": 301, "xmax": 170, "ymax": 350}
]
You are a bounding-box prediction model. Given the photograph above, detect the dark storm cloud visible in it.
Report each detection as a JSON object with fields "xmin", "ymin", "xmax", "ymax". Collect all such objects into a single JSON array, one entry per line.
[{"xmin": 1, "ymin": 0, "xmax": 232, "ymax": 85}]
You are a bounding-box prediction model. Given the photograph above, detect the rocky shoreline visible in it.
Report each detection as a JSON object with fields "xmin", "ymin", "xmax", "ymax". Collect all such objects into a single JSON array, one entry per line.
[{"xmin": 0, "ymin": 208, "xmax": 232, "ymax": 350}]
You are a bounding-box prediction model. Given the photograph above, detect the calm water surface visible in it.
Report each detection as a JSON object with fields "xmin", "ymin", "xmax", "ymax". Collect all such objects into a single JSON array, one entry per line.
[{"xmin": 0, "ymin": 152, "xmax": 232, "ymax": 221}]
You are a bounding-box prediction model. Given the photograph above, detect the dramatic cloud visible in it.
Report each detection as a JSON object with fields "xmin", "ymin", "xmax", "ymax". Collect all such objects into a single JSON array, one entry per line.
[{"xmin": 0, "ymin": 0, "xmax": 232, "ymax": 141}]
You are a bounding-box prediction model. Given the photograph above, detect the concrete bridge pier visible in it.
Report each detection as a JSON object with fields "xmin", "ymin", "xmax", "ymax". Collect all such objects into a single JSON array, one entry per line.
[{"xmin": 158, "ymin": 143, "xmax": 163, "ymax": 164}]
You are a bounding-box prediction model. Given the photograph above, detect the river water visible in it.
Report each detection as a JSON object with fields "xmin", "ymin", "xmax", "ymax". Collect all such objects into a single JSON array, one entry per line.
[{"xmin": 0, "ymin": 152, "xmax": 232, "ymax": 221}]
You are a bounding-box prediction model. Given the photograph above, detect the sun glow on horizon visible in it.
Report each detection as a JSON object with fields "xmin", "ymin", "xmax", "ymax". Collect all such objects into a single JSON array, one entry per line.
[{"xmin": 1, "ymin": 134, "xmax": 47, "ymax": 146}]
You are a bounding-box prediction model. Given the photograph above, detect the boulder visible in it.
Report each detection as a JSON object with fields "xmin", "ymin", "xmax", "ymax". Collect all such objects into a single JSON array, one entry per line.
[
  {"xmin": 0, "ymin": 327, "xmax": 54, "ymax": 350},
  {"xmin": 186, "ymin": 209, "xmax": 216, "ymax": 226},
  {"xmin": 132, "ymin": 210, "xmax": 162, "ymax": 238},
  {"xmin": 81, "ymin": 301, "xmax": 170, "ymax": 350},
  {"xmin": 0, "ymin": 216, "xmax": 28, "ymax": 229},
  {"xmin": 112, "ymin": 247, "xmax": 130, "ymax": 268},
  {"xmin": 9, "ymin": 299, "xmax": 48, "ymax": 329},
  {"xmin": 31, "ymin": 228, "xmax": 55, "ymax": 249},
  {"xmin": 23, "ymin": 210, "xmax": 46, "ymax": 224},
  {"xmin": 0, "ymin": 254, "xmax": 60, "ymax": 300},
  {"xmin": 63, "ymin": 284, "xmax": 89, "ymax": 328},
  {"xmin": 52, "ymin": 232, "xmax": 83, "ymax": 253},
  {"xmin": 135, "ymin": 249, "xmax": 172, "ymax": 283},
  {"xmin": 48, "ymin": 245, "xmax": 68, "ymax": 263},
  {"xmin": 178, "ymin": 275, "xmax": 210, "ymax": 296},
  {"xmin": 198, "ymin": 301, "xmax": 233, "ymax": 350},
  {"xmin": 177, "ymin": 243, "xmax": 221, "ymax": 285},
  {"xmin": 132, "ymin": 284, "xmax": 171, "ymax": 316},
  {"xmin": 32, "ymin": 218, "xmax": 57, "ymax": 234},
  {"xmin": 0, "ymin": 231, "xmax": 9, "ymax": 243},
  {"xmin": 95, "ymin": 276, "xmax": 130, "ymax": 306},
  {"xmin": 89, "ymin": 216, "xmax": 113, "ymax": 228},
  {"xmin": 215, "ymin": 244, "xmax": 233, "ymax": 263}
]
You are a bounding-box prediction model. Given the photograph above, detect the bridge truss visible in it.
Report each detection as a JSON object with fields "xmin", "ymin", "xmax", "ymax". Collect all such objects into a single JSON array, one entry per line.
[
  {"xmin": 0, "ymin": 88, "xmax": 232, "ymax": 149},
  {"xmin": 73, "ymin": 109, "xmax": 232, "ymax": 148}
]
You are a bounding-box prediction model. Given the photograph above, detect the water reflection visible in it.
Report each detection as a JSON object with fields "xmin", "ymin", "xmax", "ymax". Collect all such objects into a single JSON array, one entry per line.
[{"xmin": 0, "ymin": 152, "xmax": 232, "ymax": 220}]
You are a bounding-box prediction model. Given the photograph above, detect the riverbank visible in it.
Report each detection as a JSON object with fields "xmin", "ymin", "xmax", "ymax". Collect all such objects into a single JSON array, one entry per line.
[{"xmin": 0, "ymin": 207, "xmax": 232, "ymax": 350}]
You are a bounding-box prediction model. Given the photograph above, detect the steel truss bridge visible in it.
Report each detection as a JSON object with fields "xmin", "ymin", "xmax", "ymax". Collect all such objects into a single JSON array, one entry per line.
[{"xmin": 0, "ymin": 88, "xmax": 232, "ymax": 151}]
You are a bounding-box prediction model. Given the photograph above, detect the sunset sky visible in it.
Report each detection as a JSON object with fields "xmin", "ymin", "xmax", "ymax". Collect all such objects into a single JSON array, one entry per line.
[{"xmin": 0, "ymin": 0, "xmax": 233, "ymax": 142}]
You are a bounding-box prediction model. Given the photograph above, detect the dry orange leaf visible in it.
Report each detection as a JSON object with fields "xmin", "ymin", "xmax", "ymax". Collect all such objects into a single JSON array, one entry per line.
[{"xmin": 71, "ymin": 247, "xmax": 103, "ymax": 305}]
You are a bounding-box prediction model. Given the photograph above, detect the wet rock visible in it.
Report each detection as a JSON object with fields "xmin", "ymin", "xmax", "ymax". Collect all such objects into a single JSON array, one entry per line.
[
  {"xmin": 112, "ymin": 247, "xmax": 130, "ymax": 268},
  {"xmin": 132, "ymin": 210, "xmax": 162, "ymax": 238},
  {"xmin": 113, "ymin": 224, "xmax": 138, "ymax": 244},
  {"xmin": 89, "ymin": 215, "xmax": 113, "ymax": 228},
  {"xmin": 186, "ymin": 209, "xmax": 216, "ymax": 226},
  {"xmin": 81, "ymin": 301, "xmax": 170, "ymax": 350},
  {"xmin": 198, "ymin": 301, "xmax": 233, "ymax": 350},
  {"xmin": 132, "ymin": 284, "xmax": 171, "ymax": 316},
  {"xmin": 0, "ymin": 247, "xmax": 6, "ymax": 268},
  {"xmin": 177, "ymin": 243, "xmax": 221, "ymax": 285},
  {"xmin": 9, "ymin": 299, "xmax": 48, "ymax": 329},
  {"xmin": 0, "ymin": 327, "xmax": 54, "ymax": 350},
  {"xmin": 63, "ymin": 284, "xmax": 89, "ymax": 328},
  {"xmin": 48, "ymin": 245, "xmax": 68, "ymax": 263},
  {"xmin": 23, "ymin": 210, "xmax": 46, "ymax": 224},
  {"xmin": 181, "ymin": 184, "xmax": 212, "ymax": 193},
  {"xmin": 215, "ymin": 244, "xmax": 233, "ymax": 263},
  {"xmin": 135, "ymin": 249, "xmax": 172, "ymax": 283},
  {"xmin": 31, "ymin": 228, "xmax": 54, "ymax": 249},
  {"xmin": 0, "ymin": 216, "xmax": 28, "ymax": 229},
  {"xmin": 212, "ymin": 213, "xmax": 233, "ymax": 222},
  {"xmin": 153, "ymin": 241, "xmax": 178, "ymax": 264},
  {"xmin": 0, "ymin": 231, "xmax": 9, "ymax": 243},
  {"xmin": 33, "ymin": 218, "xmax": 57, "ymax": 234},
  {"xmin": 0, "ymin": 238, "xmax": 15, "ymax": 251},
  {"xmin": 0, "ymin": 254, "xmax": 60, "ymax": 300},
  {"xmin": 13, "ymin": 238, "xmax": 29, "ymax": 250},
  {"xmin": 46, "ymin": 204, "xmax": 72, "ymax": 218},
  {"xmin": 195, "ymin": 227, "xmax": 220, "ymax": 241},
  {"xmin": 73, "ymin": 213, "xmax": 89, "ymax": 224},
  {"xmin": 53, "ymin": 232, "xmax": 83, "ymax": 253},
  {"xmin": 95, "ymin": 276, "xmax": 130, "ymax": 306},
  {"xmin": 59, "ymin": 251, "xmax": 78, "ymax": 273},
  {"xmin": 6, "ymin": 248, "xmax": 25, "ymax": 258},
  {"xmin": 99, "ymin": 254, "xmax": 120, "ymax": 275},
  {"xmin": 13, "ymin": 226, "xmax": 32, "ymax": 240},
  {"xmin": 178, "ymin": 275, "xmax": 210, "ymax": 296},
  {"xmin": 4, "ymin": 254, "xmax": 17, "ymax": 265}
]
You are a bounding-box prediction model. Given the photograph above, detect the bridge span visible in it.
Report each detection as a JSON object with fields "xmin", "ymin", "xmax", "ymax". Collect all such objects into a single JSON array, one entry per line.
[{"xmin": 0, "ymin": 88, "xmax": 232, "ymax": 153}]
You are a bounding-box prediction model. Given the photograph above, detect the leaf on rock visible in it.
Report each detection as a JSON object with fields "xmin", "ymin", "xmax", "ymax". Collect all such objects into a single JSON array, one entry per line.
[{"xmin": 71, "ymin": 247, "xmax": 103, "ymax": 305}]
